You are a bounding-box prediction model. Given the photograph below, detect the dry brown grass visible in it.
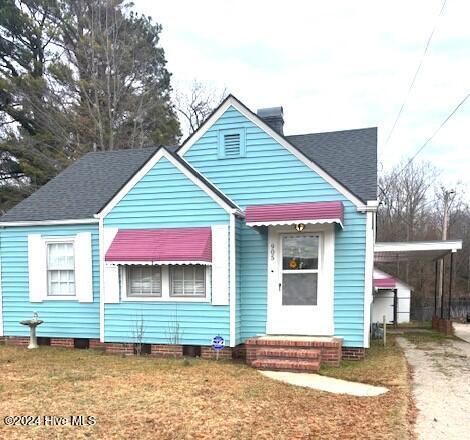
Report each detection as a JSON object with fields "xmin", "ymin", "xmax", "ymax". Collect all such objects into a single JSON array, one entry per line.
[{"xmin": 0, "ymin": 341, "xmax": 413, "ymax": 439}]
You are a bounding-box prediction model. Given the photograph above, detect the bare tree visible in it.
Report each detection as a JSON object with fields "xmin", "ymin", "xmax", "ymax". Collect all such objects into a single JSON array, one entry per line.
[
  {"xmin": 176, "ymin": 80, "xmax": 227, "ymax": 137},
  {"xmin": 378, "ymin": 160, "xmax": 438, "ymax": 242},
  {"xmin": 377, "ymin": 159, "xmax": 470, "ymax": 318}
]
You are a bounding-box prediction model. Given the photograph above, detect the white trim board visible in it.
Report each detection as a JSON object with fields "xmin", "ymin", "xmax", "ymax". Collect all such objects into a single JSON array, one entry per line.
[
  {"xmin": 96, "ymin": 148, "xmax": 243, "ymax": 218},
  {"xmin": 363, "ymin": 210, "xmax": 374, "ymax": 349},
  {"xmin": 266, "ymin": 223, "xmax": 335, "ymax": 336},
  {"xmin": 99, "ymin": 217, "xmax": 105, "ymax": 341},
  {"xmin": 178, "ymin": 95, "xmax": 370, "ymax": 210},
  {"xmin": 229, "ymin": 213, "xmax": 236, "ymax": 347},
  {"xmin": 0, "ymin": 218, "xmax": 98, "ymax": 227}
]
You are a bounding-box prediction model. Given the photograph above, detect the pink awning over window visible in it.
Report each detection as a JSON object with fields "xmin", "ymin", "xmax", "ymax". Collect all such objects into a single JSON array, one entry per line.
[
  {"xmin": 374, "ymin": 277, "xmax": 396, "ymax": 289},
  {"xmin": 245, "ymin": 201, "xmax": 344, "ymax": 227},
  {"xmin": 105, "ymin": 227, "xmax": 212, "ymax": 264}
]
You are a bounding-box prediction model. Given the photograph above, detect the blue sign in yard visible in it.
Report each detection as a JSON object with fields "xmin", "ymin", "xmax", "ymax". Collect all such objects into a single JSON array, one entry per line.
[{"xmin": 212, "ymin": 335, "xmax": 225, "ymax": 351}]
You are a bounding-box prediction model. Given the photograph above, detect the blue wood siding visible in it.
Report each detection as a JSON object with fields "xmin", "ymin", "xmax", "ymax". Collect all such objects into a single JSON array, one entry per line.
[
  {"xmin": 239, "ymin": 223, "xmax": 268, "ymax": 341},
  {"xmin": 104, "ymin": 155, "xmax": 231, "ymax": 346},
  {"xmin": 104, "ymin": 157, "xmax": 228, "ymax": 228},
  {"xmin": 183, "ymin": 106, "xmax": 367, "ymax": 347},
  {"xmin": 0, "ymin": 224, "xmax": 100, "ymax": 338}
]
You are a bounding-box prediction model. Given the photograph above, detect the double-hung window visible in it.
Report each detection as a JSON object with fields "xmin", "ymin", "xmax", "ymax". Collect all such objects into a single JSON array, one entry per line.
[
  {"xmin": 170, "ymin": 265, "xmax": 206, "ymax": 297},
  {"xmin": 47, "ymin": 242, "xmax": 75, "ymax": 296},
  {"xmin": 127, "ymin": 266, "xmax": 162, "ymax": 297}
]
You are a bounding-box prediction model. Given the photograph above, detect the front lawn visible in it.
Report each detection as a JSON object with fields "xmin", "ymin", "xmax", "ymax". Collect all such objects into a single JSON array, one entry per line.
[{"xmin": 0, "ymin": 341, "xmax": 414, "ymax": 439}]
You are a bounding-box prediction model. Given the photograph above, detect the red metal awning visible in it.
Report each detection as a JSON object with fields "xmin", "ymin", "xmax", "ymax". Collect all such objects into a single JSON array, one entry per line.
[
  {"xmin": 105, "ymin": 227, "xmax": 212, "ymax": 264},
  {"xmin": 245, "ymin": 201, "xmax": 344, "ymax": 227},
  {"xmin": 373, "ymin": 277, "xmax": 396, "ymax": 289}
]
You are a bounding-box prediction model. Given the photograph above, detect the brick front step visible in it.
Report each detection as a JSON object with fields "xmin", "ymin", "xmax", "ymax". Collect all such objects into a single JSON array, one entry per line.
[
  {"xmin": 246, "ymin": 337, "xmax": 341, "ymax": 349},
  {"xmin": 257, "ymin": 348, "xmax": 320, "ymax": 360},
  {"xmin": 245, "ymin": 336, "xmax": 343, "ymax": 369},
  {"xmin": 252, "ymin": 358, "xmax": 320, "ymax": 372}
]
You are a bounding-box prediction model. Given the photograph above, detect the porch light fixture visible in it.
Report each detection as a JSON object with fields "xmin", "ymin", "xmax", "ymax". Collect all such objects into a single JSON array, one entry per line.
[{"xmin": 295, "ymin": 223, "xmax": 305, "ymax": 232}]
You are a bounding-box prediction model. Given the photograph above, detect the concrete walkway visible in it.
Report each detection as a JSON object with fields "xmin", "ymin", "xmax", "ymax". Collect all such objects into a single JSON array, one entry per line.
[
  {"xmin": 259, "ymin": 370, "xmax": 388, "ymax": 397},
  {"xmin": 398, "ymin": 335, "xmax": 470, "ymax": 440},
  {"xmin": 453, "ymin": 322, "xmax": 470, "ymax": 343}
]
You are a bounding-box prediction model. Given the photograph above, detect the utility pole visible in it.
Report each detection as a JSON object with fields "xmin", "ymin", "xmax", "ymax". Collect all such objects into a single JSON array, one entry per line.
[{"xmin": 438, "ymin": 188, "xmax": 455, "ymax": 316}]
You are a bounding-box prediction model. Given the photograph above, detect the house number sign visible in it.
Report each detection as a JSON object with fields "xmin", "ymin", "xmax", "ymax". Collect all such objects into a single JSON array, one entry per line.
[{"xmin": 270, "ymin": 243, "xmax": 275, "ymax": 261}]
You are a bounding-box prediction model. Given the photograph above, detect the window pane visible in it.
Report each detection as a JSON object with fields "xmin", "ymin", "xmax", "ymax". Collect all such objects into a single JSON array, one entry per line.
[
  {"xmin": 68, "ymin": 282, "xmax": 75, "ymax": 295},
  {"xmin": 172, "ymin": 280, "xmax": 184, "ymax": 295},
  {"xmin": 50, "ymin": 281, "xmax": 60, "ymax": 295},
  {"xmin": 282, "ymin": 273, "xmax": 317, "ymax": 305},
  {"xmin": 172, "ymin": 266, "xmax": 184, "ymax": 280},
  {"xmin": 48, "ymin": 270, "xmax": 75, "ymax": 296},
  {"xmin": 282, "ymin": 235, "xmax": 319, "ymax": 270},
  {"xmin": 128, "ymin": 266, "xmax": 161, "ymax": 296},
  {"xmin": 48, "ymin": 242, "xmax": 74, "ymax": 270},
  {"xmin": 170, "ymin": 265, "xmax": 205, "ymax": 297},
  {"xmin": 194, "ymin": 266, "xmax": 205, "ymax": 281}
]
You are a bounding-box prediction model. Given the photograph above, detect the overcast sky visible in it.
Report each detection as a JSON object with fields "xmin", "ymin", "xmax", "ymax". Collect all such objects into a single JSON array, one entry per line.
[{"xmin": 134, "ymin": 0, "xmax": 469, "ymax": 193}]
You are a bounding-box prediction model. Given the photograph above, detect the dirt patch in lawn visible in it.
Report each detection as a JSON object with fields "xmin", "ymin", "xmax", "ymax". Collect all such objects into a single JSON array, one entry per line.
[
  {"xmin": 321, "ymin": 338, "xmax": 416, "ymax": 439},
  {"xmin": 1, "ymin": 343, "xmax": 413, "ymax": 439}
]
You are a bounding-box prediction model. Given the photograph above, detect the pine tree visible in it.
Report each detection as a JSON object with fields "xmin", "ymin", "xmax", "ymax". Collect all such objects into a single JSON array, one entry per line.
[{"xmin": 0, "ymin": 0, "xmax": 180, "ymax": 212}]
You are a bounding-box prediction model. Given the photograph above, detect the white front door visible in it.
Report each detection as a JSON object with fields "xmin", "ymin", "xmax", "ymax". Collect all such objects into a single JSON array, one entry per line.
[{"xmin": 267, "ymin": 225, "xmax": 335, "ymax": 335}]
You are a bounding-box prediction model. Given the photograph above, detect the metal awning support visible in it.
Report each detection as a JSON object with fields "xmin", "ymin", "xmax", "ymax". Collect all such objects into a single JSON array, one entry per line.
[
  {"xmin": 434, "ymin": 260, "xmax": 438, "ymax": 317},
  {"xmin": 440, "ymin": 257, "xmax": 446, "ymax": 319},
  {"xmin": 448, "ymin": 252, "xmax": 455, "ymax": 320},
  {"xmin": 393, "ymin": 289, "xmax": 398, "ymax": 327}
]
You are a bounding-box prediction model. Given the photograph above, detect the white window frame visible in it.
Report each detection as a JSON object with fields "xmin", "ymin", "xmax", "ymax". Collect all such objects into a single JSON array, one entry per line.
[
  {"xmin": 120, "ymin": 264, "xmax": 211, "ymax": 302},
  {"xmin": 126, "ymin": 265, "xmax": 162, "ymax": 298},
  {"xmin": 280, "ymin": 233, "xmax": 321, "ymax": 306},
  {"xmin": 45, "ymin": 236, "xmax": 77, "ymax": 300},
  {"xmin": 170, "ymin": 265, "xmax": 206, "ymax": 298}
]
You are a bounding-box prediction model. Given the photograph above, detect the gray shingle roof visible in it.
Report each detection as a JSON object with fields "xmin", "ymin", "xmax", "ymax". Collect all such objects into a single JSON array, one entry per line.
[
  {"xmin": 0, "ymin": 127, "xmax": 377, "ymax": 223},
  {"xmin": 0, "ymin": 146, "xmax": 240, "ymax": 222},
  {"xmin": 0, "ymin": 147, "xmax": 159, "ymax": 222},
  {"xmin": 287, "ymin": 127, "xmax": 377, "ymax": 202}
]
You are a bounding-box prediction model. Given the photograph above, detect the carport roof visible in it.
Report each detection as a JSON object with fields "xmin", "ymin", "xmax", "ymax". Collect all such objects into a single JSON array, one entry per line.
[{"xmin": 374, "ymin": 240, "xmax": 463, "ymax": 263}]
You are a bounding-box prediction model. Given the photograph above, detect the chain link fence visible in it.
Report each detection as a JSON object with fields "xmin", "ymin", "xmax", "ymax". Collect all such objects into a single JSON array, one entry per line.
[{"xmin": 411, "ymin": 296, "xmax": 470, "ymax": 321}]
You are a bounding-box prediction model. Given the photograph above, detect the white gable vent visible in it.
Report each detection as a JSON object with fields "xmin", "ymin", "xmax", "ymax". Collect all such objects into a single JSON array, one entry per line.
[
  {"xmin": 218, "ymin": 128, "xmax": 245, "ymax": 158},
  {"xmin": 224, "ymin": 133, "xmax": 241, "ymax": 156}
]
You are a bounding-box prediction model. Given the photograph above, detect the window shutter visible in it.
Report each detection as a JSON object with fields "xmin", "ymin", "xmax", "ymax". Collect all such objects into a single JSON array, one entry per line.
[
  {"xmin": 103, "ymin": 228, "xmax": 120, "ymax": 303},
  {"xmin": 211, "ymin": 225, "xmax": 229, "ymax": 305},
  {"xmin": 75, "ymin": 232, "xmax": 93, "ymax": 303},
  {"xmin": 28, "ymin": 234, "xmax": 47, "ymax": 302}
]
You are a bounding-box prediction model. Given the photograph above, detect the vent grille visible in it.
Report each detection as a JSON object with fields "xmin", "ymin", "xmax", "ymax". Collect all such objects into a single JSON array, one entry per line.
[{"xmin": 223, "ymin": 133, "xmax": 241, "ymax": 156}]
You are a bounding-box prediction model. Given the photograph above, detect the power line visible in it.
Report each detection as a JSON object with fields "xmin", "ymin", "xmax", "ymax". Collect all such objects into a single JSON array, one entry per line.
[
  {"xmin": 384, "ymin": 0, "xmax": 447, "ymax": 147},
  {"xmin": 379, "ymin": 91, "xmax": 469, "ymax": 203},
  {"xmin": 395, "ymin": 92, "xmax": 470, "ymax": 178}
]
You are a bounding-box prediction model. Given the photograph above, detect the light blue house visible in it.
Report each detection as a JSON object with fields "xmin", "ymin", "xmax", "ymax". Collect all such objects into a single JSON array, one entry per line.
[{"xmin": 0, "ymin": 96, "xmax": 377, "ymax": 370}]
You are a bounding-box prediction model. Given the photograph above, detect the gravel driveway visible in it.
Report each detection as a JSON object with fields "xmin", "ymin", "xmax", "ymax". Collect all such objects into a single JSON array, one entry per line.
[{"xmin": 397, "ymin": 332, "xmax": 470, "ymax": 440}]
